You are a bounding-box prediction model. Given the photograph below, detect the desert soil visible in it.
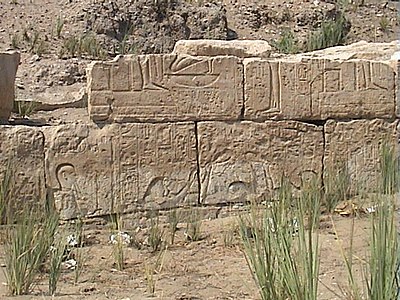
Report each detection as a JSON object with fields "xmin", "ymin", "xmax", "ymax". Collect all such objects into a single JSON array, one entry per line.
[
  {"xmin": 0, "ymin": 0, "xmax": 398, "ymax": 108},
  {"xmin": 0, "ymin": 207, "xmax": 373, "ymax": 300}
]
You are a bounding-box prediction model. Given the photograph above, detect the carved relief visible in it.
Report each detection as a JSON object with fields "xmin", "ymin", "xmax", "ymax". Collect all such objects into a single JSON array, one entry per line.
[
  {"xmin": 0, "ymin": 126, "xmax": 45, "ymax": 207},
  {"xmin": 45, "ymin": 123, "xmax": 198, "ymax": 219},
  {"xmin": 45, "ymin": 124, "xmax": 113, "ymax": 218},
  {"xmin": 54, "ymin": 163, "xmax": 82, "ymax": 219},
  {"xmin": 198, "ymin": 121, "xmax": 324, "ymax": 204},
  {"xmin": 324, "ymin": 119, "xmax": 399, "ymax": 192},
  {"xmin": 88, "ymin": 54, "xmax": 243, "ymax": 122},
  {"xmin": 113, "ymin": 123, "xmax": 198, "ymax": 212},
  {"xmin": 245, "ymin": 58, "xmax": 395, "ymax": 120}
]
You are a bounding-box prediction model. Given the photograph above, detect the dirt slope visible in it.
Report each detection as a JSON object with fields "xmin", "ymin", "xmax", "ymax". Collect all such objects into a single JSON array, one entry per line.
[{"xmin": 0, "ymin": 0, "xmax": 398, "ymax": 107}]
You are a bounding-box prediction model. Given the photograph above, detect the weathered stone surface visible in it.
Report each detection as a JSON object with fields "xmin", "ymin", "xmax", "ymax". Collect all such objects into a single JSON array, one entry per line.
[
  {"xmin": 198, "ymin": 121, "xmax": 323, "ymax": 204},
  {"xmin": 1, "ymin": 41, "xmax": 397, "ymax": 219},
  {"xmin": 16, "ymin": 87, "xmax": 87, "ymax": 111},
  {"xmin": 44, "ymin": 123, "xmax": 198, "ymax": 219},
  {"xmin": 0, "ymin": 51, "xmax": 20, "ymax": 121},
  {"xmin": 324, "ymin": 119, "xmax": 399, "ymax": 192},
  {"xmin": 300, "ymin": 41, "xmax": 399, "ymax": 61},
  {"xmin": 173, "ymin": 39, "xmax": 272, "ymax": 58},
  {"xmin": 391, "ymin": 51, "xmax": 400, "ymax": 117},
  {"xmin": 0, "ymin": 126, "xmax": 45, "ymax": 206},
  {"xmin": 87, "ymin": 55, "xmax": 243, "ymax": 122},
  {"xmin": 244, "ymin": 58, "xmax": 395, "ymax": 120}
]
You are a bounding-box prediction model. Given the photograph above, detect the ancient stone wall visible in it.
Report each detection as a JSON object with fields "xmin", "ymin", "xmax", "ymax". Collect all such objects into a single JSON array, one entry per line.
[
  {"xmin": 1, "ymin": 41, "xmax": 399, "ymax": 219},
  {"xmin": 0, "ymin": 51, "xmax": 20, "ymax": 121},
  {"xmin": 87, "ymin": 55, "xmax": 244, "ymax": 122}
]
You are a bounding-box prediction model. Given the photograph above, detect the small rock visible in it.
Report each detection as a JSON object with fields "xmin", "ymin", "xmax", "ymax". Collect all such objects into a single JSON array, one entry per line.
[
  {"xmin": 66, "ymin": 234, "xmax": 79, "ymax": 247},
  {"xmin": 62, "ymin": 258, "xmax": 77, "ymax": 270},
  {"xmin": 29, "ymin": 54, "xmax": 40, "ymax": 63},
  {"xmin": 109, "ymin": 231, "xmax": 132, "ymax": 245}
]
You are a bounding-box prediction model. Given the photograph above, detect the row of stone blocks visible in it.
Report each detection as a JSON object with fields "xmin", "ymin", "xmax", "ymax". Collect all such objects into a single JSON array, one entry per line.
[
  {"xmin": 1, "ymin": 119, "xmax": 397, "ymax": 219},
  {"xmin": 88, "ymin": 54, "xmax": 398, "ymax": 122}
]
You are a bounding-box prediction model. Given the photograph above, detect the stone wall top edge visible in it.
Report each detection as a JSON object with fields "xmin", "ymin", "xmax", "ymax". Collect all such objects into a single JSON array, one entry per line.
[
  {"xmin": 87, "ymin": 54, "xmax": 398, "ymax": 67},
  {"xmin": 243, "ymin": 56, "xmax": 399, "ymax": 65},
  {"xmin": 87, "ymin": 53, "xmax": 244, "ymax": 64},
  {"xmin": 85, "ymin": 54, "xmax": 399, "ymax": 76},
  {"xmin": 0, "ymin": 124, "xmax": 46, "ymax": 130},
  {"xmin": 0, "ymin": 50, "xmax": 20, "ymax": 56}
]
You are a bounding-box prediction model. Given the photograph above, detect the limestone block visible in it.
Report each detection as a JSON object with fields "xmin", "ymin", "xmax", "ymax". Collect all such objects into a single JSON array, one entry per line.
[
  {"xmin": 244, "ymin": 58, "xmax": 395, "ymax": 120},
  {"xmin": 0, "ymin": 126, "xmax": 45, "ymax": 208},
  {"xmin": 391, "ymin": 51, "xmax": 400, "ymax": 117},
  {"xmin": 87, "ymin": 55, "xmax": 243, "ymax": 122},
  {"xmin": 44, "ymin": 123, "xmax": 198, "ymax": 219},
  {"xmin": 198, "ymin": 121, "xmax": 323, "ymax": 204},
  {"xmin": 324, "ymin": 119, "xmax": 399, "ymax": 192},
  {"xmin": 0, "ymin": 51, "xmax": 20, "ymax": 121},
  {"xmin": 173, "ymin": 39, "xmax": 272, "ymax": 58},
  {"xmin": 300, "ymin": 41, "xmax": 399, "ymax": 61}
]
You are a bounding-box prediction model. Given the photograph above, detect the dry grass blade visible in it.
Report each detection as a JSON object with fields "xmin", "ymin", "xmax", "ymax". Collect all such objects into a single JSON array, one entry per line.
[
  {"xmin": 367, "ymin": 194, "xmax": 399, "ymax": 300},
  {"xmin": 48, "ymin": 234, "xmax": 66, "ymax": 296},
  {"xmin": 366, "ymin": 142, "xmax": 400, "ymax": 300},
  {"xmin": 323, "ymin": 161, "xmax": 350, "ymax": 213},
  {"xmin": 168, "ymin": 209, "xmax": 180, "ymax": 245},
  {"xmin": 330, "ymin": 214, "xmax": 364, "ymax": 300},
  {"xmin": 109, "ymin": 214, "xmax": 125, "ymax": 271},
  {"xmin": 149, "ymin": 214, "xmax": 164, "ymax": 252},
  {"xmin": 238, "ymin": 206, "xmax": 286, "ymax": 300},
  {"xmin": 0, "ymin": 160, "xmax": 14, "ymax": 225},
  {"xmin": 185, "ymin": 208, "xmax": 202, "ymax": 242}
]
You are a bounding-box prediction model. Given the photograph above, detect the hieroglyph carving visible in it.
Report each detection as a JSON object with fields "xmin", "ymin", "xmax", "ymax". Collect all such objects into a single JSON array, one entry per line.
[
  {"xmin": 244, "ymin": 58, "xmax": 395, "ymax": 120},
  {"xmin": 0, "ymin": 126, "xmax": 45, "ymax": 207},
  {"xmin": 45, "ymin": 123, "xmax": 198, "ymax": 219},
  {"xmin": 197, "ymin": 121, "xmax": 324, "ymax": 204},
  {"xmin": 88, "ymin": 54, "xmax": 243, "ymax": 122},
  {"xmin": 324, "ymin": 119, "xmax": 399, "ymax": 192}
]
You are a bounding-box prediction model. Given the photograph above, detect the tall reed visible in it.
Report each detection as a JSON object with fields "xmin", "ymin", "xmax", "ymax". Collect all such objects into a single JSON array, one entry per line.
[
  {"xmin": 338, "ymin": 142, "xmax": 400, "ymax": 299},
  {"xmin": 0, "ymin": 160, "xmax": 15, "ymax": 225},
  {"xmin": 110, "ymin": 213, "xmax": 125, "ymax": 271},
  {"xmin": 366, "ymin": 143, "xmax": 400, "ymax": 300},
  {"xmin": 239, "ymin": 177, "xmax": 321, "ymax": 300},
  {"xmin": 4, "ymin": 208, "xmax": 59, "ymax": 295},
  {"xmin": 48, "ymin": 234, "xmax": 66, "ymax": 296}
]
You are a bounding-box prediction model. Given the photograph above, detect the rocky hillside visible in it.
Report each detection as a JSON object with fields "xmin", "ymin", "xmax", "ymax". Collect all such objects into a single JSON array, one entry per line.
[{"xmin": 0, "ymin": 0, "xmax": 398, "ymax": 107}]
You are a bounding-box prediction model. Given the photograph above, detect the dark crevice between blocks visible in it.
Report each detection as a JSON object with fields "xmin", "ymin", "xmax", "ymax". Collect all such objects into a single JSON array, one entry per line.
[{"xmin": 194, "ymin": 121, "xmax": 202, "ymax": 206}]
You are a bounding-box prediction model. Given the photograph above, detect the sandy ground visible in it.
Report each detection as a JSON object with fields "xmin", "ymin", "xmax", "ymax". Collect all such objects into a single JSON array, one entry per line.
[{"xmin": 0, "ymin": 209, "xmax": 373, "ymax": 300}]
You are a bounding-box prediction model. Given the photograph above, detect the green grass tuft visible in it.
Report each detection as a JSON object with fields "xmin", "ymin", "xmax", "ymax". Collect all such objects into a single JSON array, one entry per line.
[
  {"xmin": 4, "ymin": 208, "xmax": 59, "ymax": 295},
  {"xmin": 306, "ymin": 14, "xmax": 349, "ymax": 51},
  {"xmin": 239, "ymin": 177, "xmax": 321, "ymax": 300},
  {"xmin": 271, "ymin": 29, "xmax": 299, "ymax": 54}
]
